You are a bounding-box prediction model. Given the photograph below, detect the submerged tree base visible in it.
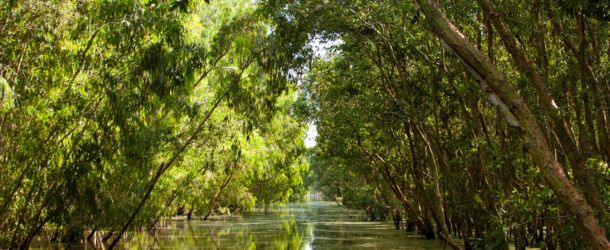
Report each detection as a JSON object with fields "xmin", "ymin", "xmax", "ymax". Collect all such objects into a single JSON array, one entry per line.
[{"xmin": 30, "ymin": 202, "xmax": 468, "ymax": 249}]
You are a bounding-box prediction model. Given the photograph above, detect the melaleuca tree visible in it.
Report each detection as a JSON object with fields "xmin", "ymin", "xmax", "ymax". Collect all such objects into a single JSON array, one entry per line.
[
  {"xmin": 263, "ymin": 0, "xmax": 610, "ymax": 249},
  {"xmin": 1, "ymin": 1, "xmax": 208, "ymax": 247},
  {"xmin": 0, "ymin": 0, "xmax": 310, "ymax": 248},
  {"xmin": 242, "ymin": 90, "xmax": 310, "ymax": 211}
]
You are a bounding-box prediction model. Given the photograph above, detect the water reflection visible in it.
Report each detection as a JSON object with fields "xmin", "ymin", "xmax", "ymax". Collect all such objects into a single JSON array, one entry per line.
[
  {"xmin": 121, "ymin": 201, "xmax": 442, "ymax": 249},
  {"xmin": 36, "ymin": 202, "xmax": 444, "ymax": 249}
]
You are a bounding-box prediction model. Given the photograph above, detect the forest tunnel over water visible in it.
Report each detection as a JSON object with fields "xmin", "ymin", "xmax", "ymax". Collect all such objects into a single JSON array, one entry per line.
[{"xmin": 1, "ymin": 0, "xmax": 609, "ymax": 249}]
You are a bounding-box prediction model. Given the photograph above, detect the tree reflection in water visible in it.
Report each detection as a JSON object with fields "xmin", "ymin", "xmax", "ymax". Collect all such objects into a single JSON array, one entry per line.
[{"xmin": 34, "ymin": 202, "xmax": 444, "ymax": 249}]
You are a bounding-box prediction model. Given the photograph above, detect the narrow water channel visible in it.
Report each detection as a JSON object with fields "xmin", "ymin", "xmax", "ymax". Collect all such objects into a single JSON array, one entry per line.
[{"xmin": 36, "ymin": 201, "xmax": 445, "ymax": 249}]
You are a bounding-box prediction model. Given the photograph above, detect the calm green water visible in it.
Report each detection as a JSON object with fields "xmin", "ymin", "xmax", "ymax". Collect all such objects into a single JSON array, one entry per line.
[{"xmin": 37, "ymin": 201, "xmax": 445, "ymax": 249}]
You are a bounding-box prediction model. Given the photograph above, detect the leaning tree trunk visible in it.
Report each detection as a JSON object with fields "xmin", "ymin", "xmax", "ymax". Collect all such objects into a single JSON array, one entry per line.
[
  {"xmin": 476, "ymin": 0, "xmax": 606, "ymax": 220},
  {"xmin": 418, "ymin": 125, "xmax": 463, "ymax": 250},
  {"xmin": 413, "ymin": 0, "xmax": 610, "ymax": 249},
  {"xmin": 203, "ymin": 173, "xmax": 234, "ymax": 221},
  {"xmin": 108, "ymin": 97, "xmax": 223, "ymax": 249}
]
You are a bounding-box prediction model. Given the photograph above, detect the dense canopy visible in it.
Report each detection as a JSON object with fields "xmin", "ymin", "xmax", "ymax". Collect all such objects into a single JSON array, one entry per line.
[{"xmin": 0, "ymin": 0, "xmax": 609, "ymax": 249}]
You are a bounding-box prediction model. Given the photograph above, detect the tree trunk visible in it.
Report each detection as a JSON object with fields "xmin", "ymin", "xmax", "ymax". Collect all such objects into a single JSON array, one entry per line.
[
  {"xmin": 203, "ymin": 173, "xmax": 233, "ymax": 221},
  {"xmin": 187, "ymin": 204, "xmax": 195, "ymax": 220},
  {"xmin": 108, "ymin": 97, "xmax": 223, "ymax": 249},
  {"xmin": 476, "ymin": 0, "xmax": 606, "ymax": 219},
  {"xmin": 101, "ymin": 227, "xmax": 114, "ymax": 242},
  {"xmin": 418, "ymin": 125, "xmax": 463, "ymax": 250},
  {"xmin": 412, "ymin": 1, "xmax": 610, "ymax": 249}
]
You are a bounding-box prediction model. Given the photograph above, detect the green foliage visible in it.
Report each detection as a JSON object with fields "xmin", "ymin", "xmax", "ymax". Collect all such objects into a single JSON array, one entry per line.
[
  {"xmin": 0, "ymin": 0, "xmax": 309, "ymax": 248},
  {"xmin": 1, "ymin": 0, "xmax": 609, "ymax": 248},
  {"xmin": 263, "ymin": 0, "xmax": 610, "ymax": 248}
]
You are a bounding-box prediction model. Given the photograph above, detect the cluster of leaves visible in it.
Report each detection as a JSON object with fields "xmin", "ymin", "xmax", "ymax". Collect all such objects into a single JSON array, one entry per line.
[
  {"xmin": 261, "ymin": 0, "xmax": 609, "ymax": 249},
  {"xmin": 0, "ymin": 0, "xmax": 309, "ymax": 248}
]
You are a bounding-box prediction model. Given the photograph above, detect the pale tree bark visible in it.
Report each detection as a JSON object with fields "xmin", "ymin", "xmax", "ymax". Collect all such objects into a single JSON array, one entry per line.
[
  {"xmin": 476, "ymin": 0, "xmax": 606, "ymax": 220},
  {"xmin": 412, "ymin": 0, "xmax": 610, "ymax": 249},
  {"xmin": 417, "ymin": 125, "xmax": 463, "ymax": 250}
]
